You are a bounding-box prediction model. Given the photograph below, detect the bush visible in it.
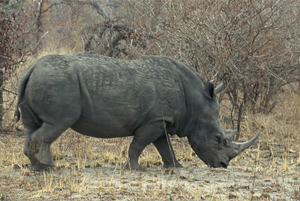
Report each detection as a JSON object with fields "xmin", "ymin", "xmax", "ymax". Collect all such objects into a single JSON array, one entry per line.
[
  {"xmin": 9, "ymin": 0, "xmax": 300, "ymax": 135},
  {"xmin": 81, "ymin": 0, "xmax": 300, "ymax": 135},
  {"xmin": 0, "ymin": 0, "xmax": 37, "ymax": 129}
]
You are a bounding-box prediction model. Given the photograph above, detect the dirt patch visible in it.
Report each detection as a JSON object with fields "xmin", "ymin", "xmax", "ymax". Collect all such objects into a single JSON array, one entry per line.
[{"xmin": 0, "ymin": 132, "xmax": 299, "ymax": 201}]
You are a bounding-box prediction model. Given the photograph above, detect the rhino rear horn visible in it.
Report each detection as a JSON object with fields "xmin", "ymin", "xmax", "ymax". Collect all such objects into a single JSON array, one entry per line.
[{"xmin": 225, "ymin": 129, "xmax": 238, "ymax": 140}]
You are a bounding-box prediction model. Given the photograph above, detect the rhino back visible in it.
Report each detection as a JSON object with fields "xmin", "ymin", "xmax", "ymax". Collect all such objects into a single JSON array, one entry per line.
[
  {"xmin": 72, "ymin": 53, "xmax": 189, "ymax": 137},
  {"xmin": 22, "ymin": 52, "xmax": 196, "ymax": 138}
]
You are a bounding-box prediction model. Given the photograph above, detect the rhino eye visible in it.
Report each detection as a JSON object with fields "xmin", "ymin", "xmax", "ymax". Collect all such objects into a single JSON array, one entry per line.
[{"xmin": 214, "ymin": 136, "xmax": 222, "ymax": 144}]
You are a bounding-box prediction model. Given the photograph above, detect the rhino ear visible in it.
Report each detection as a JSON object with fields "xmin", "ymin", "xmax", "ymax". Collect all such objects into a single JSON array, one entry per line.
[
  {"xmin": 204, "ymin": 82, "xmax": 216, "ymax": 99},
  {"xmin": 214, "ymin": 81, "xmax": 224, "ymax": 94}
]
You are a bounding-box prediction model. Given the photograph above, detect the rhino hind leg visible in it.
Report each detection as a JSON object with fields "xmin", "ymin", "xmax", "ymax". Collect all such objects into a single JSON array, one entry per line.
[
  {"xmin": 127, "ymin": 121, "xmax": 169, "ymax": 170},
  {"xmin": 152, "ymin": 136, "xmax": 182, "ymax": 168},
  {"xmin": 23, "ymin": 127, "xmax": 50, "ymax": 171},
  {"xmin": 27, "ymin": 122, "xmax": 71, "ymax": 171},
  {"xmin": 23, "ymin": 127, "xmax": 37, "ymax": 158}
]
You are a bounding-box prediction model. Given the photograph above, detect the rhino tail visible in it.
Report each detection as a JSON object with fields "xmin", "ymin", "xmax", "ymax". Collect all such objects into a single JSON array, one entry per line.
[
  {"xmin": 77, "ymin": 71, "xmax": 93, "ymax": 112},
  {"xmin": 14, "ymin": 64, "xmax": 36, "ymax": 122}
]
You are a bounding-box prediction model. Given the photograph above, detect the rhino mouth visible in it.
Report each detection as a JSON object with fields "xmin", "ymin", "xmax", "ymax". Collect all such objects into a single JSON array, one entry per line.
[
  {"xmin": 208, "ymin": 160, "xmax": 228, "ymax": 168},
  {"xmin": 220, "ymin": 161, "xmax": 228, "ymax": 168},
  {"xmin": 189, "ymin": 140, "xmax": 230, "ymax": 168}
]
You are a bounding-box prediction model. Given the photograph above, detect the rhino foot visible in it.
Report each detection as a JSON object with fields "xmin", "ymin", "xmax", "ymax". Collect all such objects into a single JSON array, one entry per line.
[
  {"xmin": 26, "ymin": 143, "xmax": 55, "ymax": 171},
  {"xmin": 34, "ymin": 143, "xmax": 54, "ymax": 167},
  {"xmin": 163, "ymin": 162, "xmax": 182, "ymax": 168},
  {"xmin": 28, "ymin": 156, "xmax": 54, "ymax": 171},
  {"xmin": 130, "ymin": 165, "xmax": 145, "ymax": 171},
  {"xmin": 30, "ymin": 162, "xmax": 54, "ymax": 171},
  {"xmin": 123, "ymin": 160, "xmax": 144, "ymax": 171}
]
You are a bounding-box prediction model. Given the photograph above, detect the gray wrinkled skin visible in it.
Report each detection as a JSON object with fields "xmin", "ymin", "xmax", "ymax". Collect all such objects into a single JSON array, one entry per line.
[{"xmin": 15, "ymin": 52, "xmax": 258, "ymax": 171}]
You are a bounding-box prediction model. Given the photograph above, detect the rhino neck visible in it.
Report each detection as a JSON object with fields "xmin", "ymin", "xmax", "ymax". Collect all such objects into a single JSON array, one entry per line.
[{"xmin": 174, "ymin": 115, "xmax": 197, "ymax": 138}]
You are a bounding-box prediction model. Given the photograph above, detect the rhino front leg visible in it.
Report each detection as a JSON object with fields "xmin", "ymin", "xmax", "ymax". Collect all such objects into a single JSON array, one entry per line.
[
  {"xmin": 128, "ymin": 121, "xmax": 167, "ymax": 170},
  {"xmin": 127, "ymin": 139, "xmax": 145, "ymax": 170},
  {"xmin": 153, "ymin": 135, "xmax": 182, "ymax": 168}
]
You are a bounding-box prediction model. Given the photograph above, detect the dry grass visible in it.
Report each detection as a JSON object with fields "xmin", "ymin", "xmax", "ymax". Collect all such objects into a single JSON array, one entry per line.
[{"xmin": 0, "ymin": 50, "xmax": 299, "ymax": 200}]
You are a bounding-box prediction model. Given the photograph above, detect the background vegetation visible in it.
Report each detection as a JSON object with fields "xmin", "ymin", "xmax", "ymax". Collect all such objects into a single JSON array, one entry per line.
[
  {"xmin": 1, "ymin": 0, "xmax": 299, "ymax": 131},
  {"xmin": 0, "ymin": 0, "xmax": 299, "ymax": 200}
]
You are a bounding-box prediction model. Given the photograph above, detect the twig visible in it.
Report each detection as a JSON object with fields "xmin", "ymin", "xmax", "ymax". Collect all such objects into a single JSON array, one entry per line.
[
  {"xmin": 165, "ymin": 127, "xmax": 176, "ymax": 167},
  {"xmin": 34, "ymin": 171, "xmax": 43, "ymax": 188},
  {"xmin": 250, "ymin": 152, "xmax": 258, "ymax": 201},
  {"xmin": 2, "ymin": 88, "xmax": 17, "ymax": 95},
  {"xmin": 162, "ymin": 113, "xmax": 176, "ymax": 167},
  {"xmin": 33, "ymin": 31, "xmax": 49, "ymax": 51}
]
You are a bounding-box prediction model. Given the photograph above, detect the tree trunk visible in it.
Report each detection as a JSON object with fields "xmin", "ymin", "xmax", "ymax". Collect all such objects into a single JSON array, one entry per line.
[{"xmin": 0, "ymin": 69, "xmax": 3, "ymax": 129}]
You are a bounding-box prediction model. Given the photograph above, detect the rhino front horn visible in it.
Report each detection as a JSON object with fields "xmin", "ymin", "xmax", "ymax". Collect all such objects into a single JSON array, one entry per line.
[{"xmin": 232, "ymin": 132, "xmax": 260, "ymax": 156}]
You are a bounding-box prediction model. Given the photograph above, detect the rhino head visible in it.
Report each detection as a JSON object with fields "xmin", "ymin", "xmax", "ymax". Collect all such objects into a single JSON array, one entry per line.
[{"xmin": 187, "ymin": 82, "xmax": 259, "ymax": 168}]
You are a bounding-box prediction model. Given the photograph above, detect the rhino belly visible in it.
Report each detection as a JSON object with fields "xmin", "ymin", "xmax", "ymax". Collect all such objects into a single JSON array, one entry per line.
[{"xmin": 70, "ymin": 113, "xmax": 138, "ymax": 138}]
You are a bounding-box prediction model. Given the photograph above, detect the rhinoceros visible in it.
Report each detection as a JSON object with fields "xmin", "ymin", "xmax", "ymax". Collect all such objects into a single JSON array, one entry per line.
[{"xmin": 15, "ymin": 51, "xmax": 259, "ymax": 171}]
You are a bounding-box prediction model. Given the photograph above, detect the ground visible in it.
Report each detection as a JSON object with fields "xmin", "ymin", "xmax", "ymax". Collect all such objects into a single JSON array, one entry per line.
[{"xmin": 0, "ymin": 129, "xmax": 299, "ymax": 201}]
